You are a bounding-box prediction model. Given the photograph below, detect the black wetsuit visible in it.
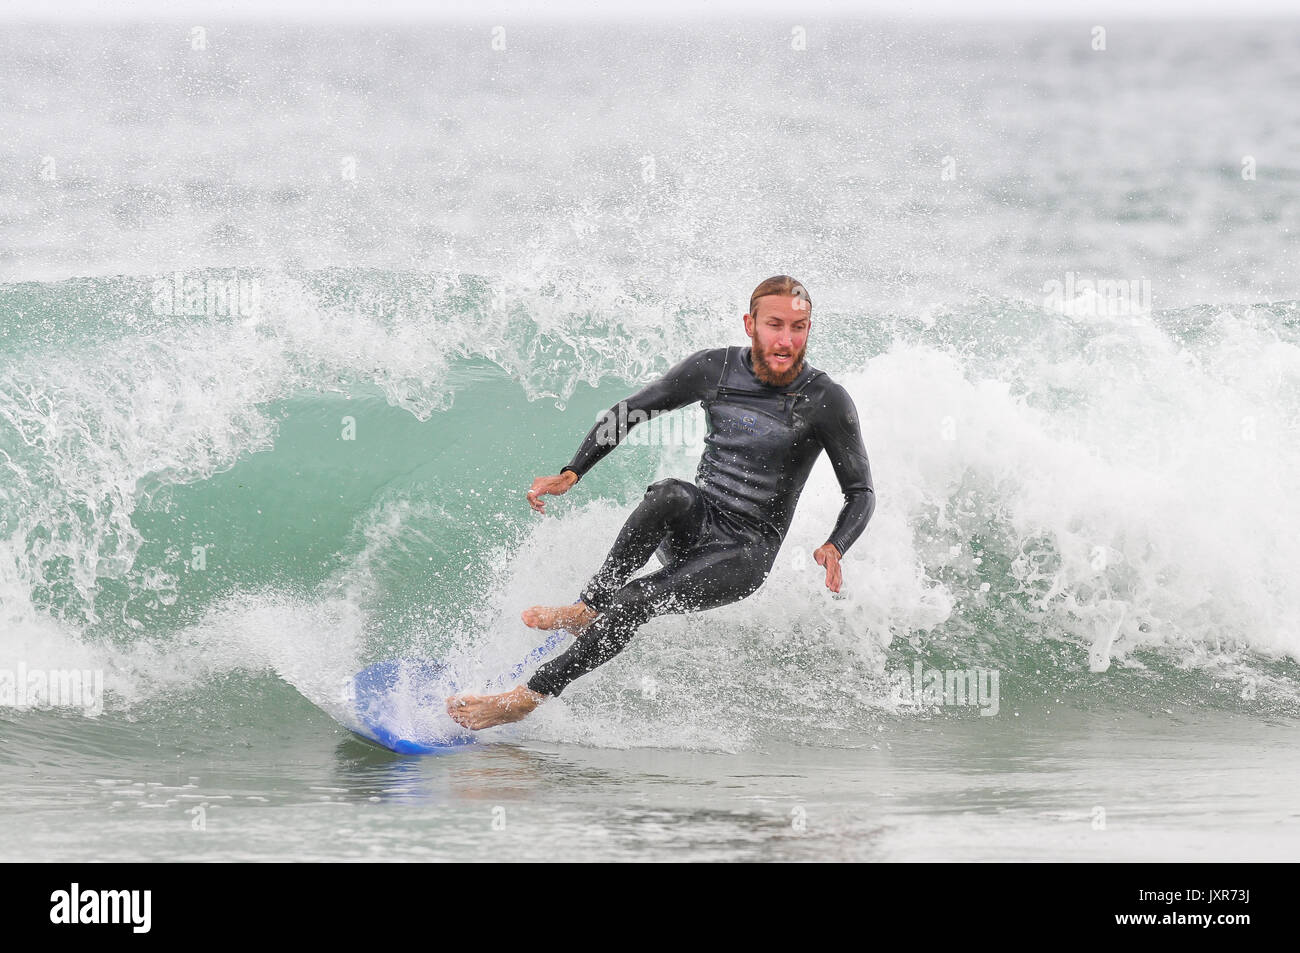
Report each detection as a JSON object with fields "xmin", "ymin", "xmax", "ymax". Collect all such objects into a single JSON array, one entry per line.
[{"xmin": 525, "ymin": 345, "xmax": 876, "ymax": 697}]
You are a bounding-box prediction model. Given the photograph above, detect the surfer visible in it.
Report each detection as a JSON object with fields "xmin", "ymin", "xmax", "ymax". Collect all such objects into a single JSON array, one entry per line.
[{"xmin": 446, "ymin": 276, "xmax": 875, "ymax": 729}]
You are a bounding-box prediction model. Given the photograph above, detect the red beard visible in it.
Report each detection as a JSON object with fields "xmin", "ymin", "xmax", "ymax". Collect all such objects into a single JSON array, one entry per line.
[{"xmin": 751, "ymin": 339, "xmax": 806, "ymax": 387}]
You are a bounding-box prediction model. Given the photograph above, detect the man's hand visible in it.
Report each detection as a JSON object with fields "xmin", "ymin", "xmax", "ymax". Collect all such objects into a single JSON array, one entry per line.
[
  {"xmin": 526, "ymin": 470, "xmax": 579, "ymax": 513},
  {"xmin": 813, "ymin": 542, "xmax": 843, "ymax": 593}
]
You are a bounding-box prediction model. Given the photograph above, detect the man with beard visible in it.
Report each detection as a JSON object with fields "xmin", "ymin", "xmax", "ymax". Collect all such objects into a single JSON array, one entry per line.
[{"xmin": 447, "ymin": 276, "xmax": 876, "ymax": 729}]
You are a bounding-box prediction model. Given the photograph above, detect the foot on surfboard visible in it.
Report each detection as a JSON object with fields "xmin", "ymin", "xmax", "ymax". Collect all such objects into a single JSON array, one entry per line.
[{"xmin": 446, "ymin": 685, "xmax": 546, "ymax": 730}]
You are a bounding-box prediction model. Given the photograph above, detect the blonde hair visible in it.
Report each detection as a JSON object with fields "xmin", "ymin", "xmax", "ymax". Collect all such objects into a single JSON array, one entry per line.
[{"xmin": 749, "ymin": 276, "xmax": 811, "ymax": 320}]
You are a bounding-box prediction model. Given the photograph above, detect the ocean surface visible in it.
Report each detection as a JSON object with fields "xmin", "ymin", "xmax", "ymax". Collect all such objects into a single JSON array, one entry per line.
[{"xmin": 2, "ymin": 17, "xmax": 1299, "ymax": 861}]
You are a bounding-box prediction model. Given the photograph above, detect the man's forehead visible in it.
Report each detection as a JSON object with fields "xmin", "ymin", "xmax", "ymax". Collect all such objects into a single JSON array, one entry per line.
[{"xmin": 753, "ymin": 295, "xmax": 811, "ymax": 319}]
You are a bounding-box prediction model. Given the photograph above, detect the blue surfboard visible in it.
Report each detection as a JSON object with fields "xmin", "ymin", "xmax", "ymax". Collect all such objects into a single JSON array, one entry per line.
[{"xmin": 349, "ymin": 629, "xmax": 570, "ymax": 754}]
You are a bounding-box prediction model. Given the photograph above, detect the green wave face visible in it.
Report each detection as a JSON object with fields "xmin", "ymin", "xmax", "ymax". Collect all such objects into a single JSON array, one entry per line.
[{"xmin": 2, "ymin": 270, "xmax": 1299, "ymax": 750}]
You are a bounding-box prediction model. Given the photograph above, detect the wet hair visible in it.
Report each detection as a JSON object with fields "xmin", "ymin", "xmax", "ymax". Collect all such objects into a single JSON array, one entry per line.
[{"xmin": 748, "ymin": 276, "xmax": 811, "ymax": 320}]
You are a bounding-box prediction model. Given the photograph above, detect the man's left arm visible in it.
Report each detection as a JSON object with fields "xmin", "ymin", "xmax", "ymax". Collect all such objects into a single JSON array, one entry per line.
[{"xmin": 813, "ymin": 383, "xmax": 876, "ymax": 591}]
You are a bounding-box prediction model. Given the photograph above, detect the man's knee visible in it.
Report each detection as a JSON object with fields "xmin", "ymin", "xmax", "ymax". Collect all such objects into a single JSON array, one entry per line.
[
  {"xmin": 642, "ymin": 478, "xmax": 696, "ymax": 519},
  {"xmin": 680, "ymin": 552, "xmax": 770, "ymax": 611}
]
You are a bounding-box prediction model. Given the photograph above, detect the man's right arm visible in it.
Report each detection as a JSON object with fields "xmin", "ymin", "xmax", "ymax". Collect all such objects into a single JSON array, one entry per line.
[{"xmin": 560, "ymin": 348, "xmax": 721, "ymax": 481}]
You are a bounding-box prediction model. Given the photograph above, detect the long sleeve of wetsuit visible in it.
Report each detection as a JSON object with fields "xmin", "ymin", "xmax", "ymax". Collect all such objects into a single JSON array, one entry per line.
[
  {"xmin": 560, "ymin": 348, "xmax": 720, "ymax": 479},
  {"xmin": 814, "ymin": 382, "xmax": 876, "ymax": 556}
]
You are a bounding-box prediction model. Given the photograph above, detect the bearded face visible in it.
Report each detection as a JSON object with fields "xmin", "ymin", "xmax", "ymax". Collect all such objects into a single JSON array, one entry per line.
[
  {"xmin": 751, "ymin": 334, "xmax": 807, "ymax": 387},
  {"xmin": 746, "ymin": 295, "xmax": 810, "ymax": 387}
]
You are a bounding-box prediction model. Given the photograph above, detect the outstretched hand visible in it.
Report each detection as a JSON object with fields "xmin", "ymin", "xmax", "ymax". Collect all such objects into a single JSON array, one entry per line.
[
  {"xmin": 813, "ymin": 542, "xmax": 843, "ymax": 593},
  {"xmin": 526, "ymin": 470, "xmax": 579, "ymax": 514}
]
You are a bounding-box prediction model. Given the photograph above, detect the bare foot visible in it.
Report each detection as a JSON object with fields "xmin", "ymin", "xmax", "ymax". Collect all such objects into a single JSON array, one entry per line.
[
  {"xmin": 521, "ymin": 601, "xmax": 598, "ymax": 634},
  {"xmin": 446, "ymin": 685, "xmax": 546, "ymax": 730}
]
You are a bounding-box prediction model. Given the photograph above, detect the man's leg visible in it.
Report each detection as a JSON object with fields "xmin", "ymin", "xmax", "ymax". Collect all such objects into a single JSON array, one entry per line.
[
  {"xmin": 524, "ymin": 540, "xmax": 768, "ymax": 699},
  {"xmin": 449, "ymin": 541, "xmax": 768, "ymax": 729},
  {"xmin": 522, "ymin": 478, "xmax": 704, "ymax": 631}
]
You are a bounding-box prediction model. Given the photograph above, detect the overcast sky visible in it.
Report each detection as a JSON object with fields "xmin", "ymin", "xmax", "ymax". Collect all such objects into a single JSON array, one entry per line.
[{"xmin": 1, "ymin": 0, "xmax": 1296, "ymax": 18}]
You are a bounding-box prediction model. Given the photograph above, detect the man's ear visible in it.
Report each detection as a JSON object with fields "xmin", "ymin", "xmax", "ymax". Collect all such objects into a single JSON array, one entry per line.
[{"xmin": 743, "ymin": 312, "xmax": 755, "ymax": 337}]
